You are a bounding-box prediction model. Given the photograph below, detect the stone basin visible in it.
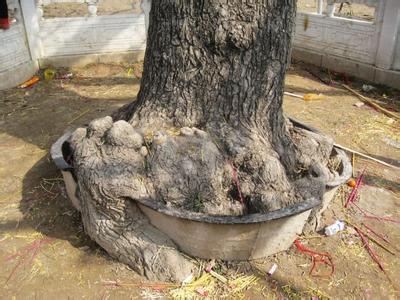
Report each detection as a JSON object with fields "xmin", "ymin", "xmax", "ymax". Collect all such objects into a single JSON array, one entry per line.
[{"xmin": 51, "ymin": 122, "xmax": 351, "ymax": 260}]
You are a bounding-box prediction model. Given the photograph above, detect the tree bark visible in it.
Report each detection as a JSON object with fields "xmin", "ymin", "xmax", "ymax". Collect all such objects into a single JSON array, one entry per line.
[
  {"xmin": 70, "ymin": 0, "xmax": 336, "ymax": 282},
  {"xmin": 119, "ymin": 1, "xmax": 294, "ymax": 130}
]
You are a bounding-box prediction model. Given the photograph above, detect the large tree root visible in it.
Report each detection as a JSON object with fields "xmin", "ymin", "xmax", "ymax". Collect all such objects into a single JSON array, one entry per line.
[
  {"xmin": 70, "ymin": 117, "xmax": 197, "ymax": 282},
  {"xmin": 69, "ymin": 115, "xmax": 336, "ymax": 281}
]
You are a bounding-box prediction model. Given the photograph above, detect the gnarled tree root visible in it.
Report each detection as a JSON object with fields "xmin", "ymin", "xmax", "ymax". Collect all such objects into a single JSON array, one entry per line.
[
  {"xmin": 70, "ymin": 117, "xmax": 197, "ymax": 282},
  {"xmin": 69, "ymin": 116, "xmax": 336, "ymax": 282}
]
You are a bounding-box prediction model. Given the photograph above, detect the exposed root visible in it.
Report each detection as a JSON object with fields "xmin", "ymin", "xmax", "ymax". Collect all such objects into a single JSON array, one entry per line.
[
  {"xmin": 69, "ymin": 116, "xmax": 337, "ymax": 281},
  {"xmin": 70, "ymin": 117, "xmax": 197, "ymax": 282}
]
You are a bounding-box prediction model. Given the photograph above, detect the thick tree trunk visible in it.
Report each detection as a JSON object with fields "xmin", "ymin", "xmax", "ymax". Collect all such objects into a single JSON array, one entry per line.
[
  {"xmin": 119, "ymin": 1, "xmax": 294, "ymax": 131},
  {"xmin": 70, "ymin": 0, "xmax": 336, "ymax": 282}
]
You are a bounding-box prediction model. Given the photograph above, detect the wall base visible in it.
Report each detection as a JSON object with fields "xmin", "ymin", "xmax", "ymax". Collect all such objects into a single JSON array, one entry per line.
[
  {"xmin": 0, "ymin": 61, "xmax": 37, "ymax": 90},
  {"xmin": 292, "ymin": 48, "xmax": 400, "ymax": 89},
  {"xmin": 39, "ymin": 50, "xmax": 145, "ymax": 68}
]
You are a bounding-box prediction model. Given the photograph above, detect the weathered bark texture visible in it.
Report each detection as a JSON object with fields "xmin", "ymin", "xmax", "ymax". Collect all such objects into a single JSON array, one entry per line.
[{"xmin": 70, "ymin": 0, "xmax": 337, "ymax": 282}]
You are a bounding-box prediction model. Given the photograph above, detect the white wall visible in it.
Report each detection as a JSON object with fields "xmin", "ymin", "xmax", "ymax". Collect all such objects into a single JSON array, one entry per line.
[
  {"xmin": 1, "ymin": 0, "xmax": 400, "ymax": 89},
  {"xmin": 35, "ymin": 0, "xmax": 400, "ymax": 88},
  {"xmin": 39, "ymin": 14, "xmax": 146, "ymax": 58},
  {"xmin": 0, "ymin": 25, "xmax": 31, "ymax": 71},
  {"xmin": 293, "ymin": 0, "xmax": 400, "ymax": 87},
  {"xmin": 294, "ymin": 14, "xmax": 378, "ymax": 65},
  {"xmin": 394, "ymin": 28, "xmax": 400, "ymax": 71},
  {"xmin": 0, "ymin": 0, "xmax": 37, "ymax": 90}
]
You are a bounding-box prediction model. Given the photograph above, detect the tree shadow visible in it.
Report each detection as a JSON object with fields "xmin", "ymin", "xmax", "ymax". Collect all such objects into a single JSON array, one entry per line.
[
  {"xmin": 0, "ymin": 75, "xmax": 138, "ymax": 263},
  {"xmin": 363, "ymin": 173, "xmax": 400, "ymax": 193},
  {"xmin": 361, "ymin": 153, "xmax": 400, "ymax": 168}
]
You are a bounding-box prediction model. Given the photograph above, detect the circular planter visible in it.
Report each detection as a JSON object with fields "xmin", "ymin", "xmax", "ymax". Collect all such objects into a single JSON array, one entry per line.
[{"xmin": 51, "ymin": 123, "xmax": 351, "ymax": 260}]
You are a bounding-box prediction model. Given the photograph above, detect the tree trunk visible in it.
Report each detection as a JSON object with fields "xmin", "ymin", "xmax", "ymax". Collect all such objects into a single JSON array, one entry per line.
[
  {"xmin": 70, "ymin": 0, "xmax": 335, "ymax": 282},
  {"xmin": 120, "ymin": 1, "xmax": 294, "ymax": 130}
]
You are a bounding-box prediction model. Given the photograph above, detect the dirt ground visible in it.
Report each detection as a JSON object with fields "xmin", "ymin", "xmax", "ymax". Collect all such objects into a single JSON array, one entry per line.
[{"xmin": 0, "ymin": 61, "xmax": 399, "ymax": 299}]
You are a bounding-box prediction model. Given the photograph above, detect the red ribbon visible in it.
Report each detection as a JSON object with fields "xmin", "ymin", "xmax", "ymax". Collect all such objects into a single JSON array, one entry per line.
[{"xmin": 294, "ymin": 239, "xmax": 335, "ymax": 277}]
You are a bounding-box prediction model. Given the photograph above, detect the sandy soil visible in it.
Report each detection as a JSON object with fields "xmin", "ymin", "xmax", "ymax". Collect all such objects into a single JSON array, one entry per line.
[{"xmin": 0, "ymin": 62, "xmax": 399, "ymax": 299}]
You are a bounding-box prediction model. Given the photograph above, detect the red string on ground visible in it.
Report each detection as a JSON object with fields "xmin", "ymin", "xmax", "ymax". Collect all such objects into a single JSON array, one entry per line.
[
  {"xmin": 344, "ymin": 168, "xmax": 365, "ymax": 208},
  {"xmin": 344, "ymin": 168, "xmax": 399, "ymax": 224},
  {"xmin": 5, "ymin": 237, "xmax": 53, "ymax": 284},
  {"xmin": 352, "ymin": 202, "xmax": 400, "ymax": 224},
  {"xmin": 362, "ymin": 223, "xmax": 399, "ymax": 251},
  {"xmin": 354, "ymin": 226, "xmax": 394, "ymax": 286},
  {"xmin": 294, "ymin": 239, "xmax": 335, "ymax": 277},
  {"xmin": 354, "ymin": 226, "xmax": 399, "ymax": 291}
]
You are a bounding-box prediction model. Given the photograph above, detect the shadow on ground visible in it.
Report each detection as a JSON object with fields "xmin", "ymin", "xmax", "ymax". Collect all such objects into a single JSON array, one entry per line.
[{"xmin": 0, "ymin": 73, "xmax": 139, "ymax": 260}]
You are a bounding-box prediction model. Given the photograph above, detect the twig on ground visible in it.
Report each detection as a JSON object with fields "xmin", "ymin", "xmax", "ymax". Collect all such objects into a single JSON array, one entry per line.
[
  {"xmin": 42, "ymin": 177, "xmax": 64, "ymax": 182},
  {"xmin": 68, "ymin": 108, "xmax": 92, "ymax": 125},
  {"xmin": 284, "ymin": 91, "xmax": 324, "ymax": 101},
  {"xmin": 102, "ymin": 279, "xmax": 178, "ymax": 289},
  {"xmin": 342, "ymin": 84, "xmax": 400, "ymax": 121},
  {"xmin": 298, "ymin": 235, "xmax": 324, "ymax": 240},
  {"xmin": 207, "ymin": 270, "xmax": 228, "ymax": 284},
  {"xmin": 284, "ymin": 92, "xmax": 303, "ymax": 99},
  {"xmin": 334, "ymin": 143, "xmax": 399, "ymax": 169}
]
